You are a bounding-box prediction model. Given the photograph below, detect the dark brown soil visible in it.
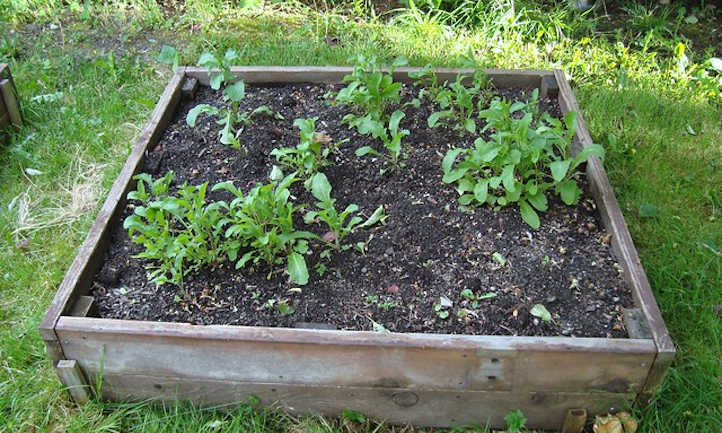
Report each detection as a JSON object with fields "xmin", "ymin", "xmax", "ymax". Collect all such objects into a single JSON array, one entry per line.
[{"xmin": 91, "ymin": 81, "xmax": 633, "ymax": 338}]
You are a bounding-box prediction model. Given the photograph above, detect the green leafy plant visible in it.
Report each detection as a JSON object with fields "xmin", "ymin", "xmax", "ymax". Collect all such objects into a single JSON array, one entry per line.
[
  {"xmin": 185, "ymin": 50, "xmax": 253, "ymax": 149},
  {"xmin": 304, "ymin": 173, "xmax": 385, "ymax": 251},
  {"xmin": 271, "ymin": 117, "xmax": 336, "ymax": 186},
  {"xmin": 364, "ymin": 295, "xmax": 396, "ymax": 311},
  {"xmin": 460, "ymin": 288, "xmax": 497, "ymax": 309},
  {"xmin": 354, "ymin": 110, "xmax": 410, "ymax": 169},
  {"xmin": 530, "ymin": 303, "xmax": 552, "ymax": 322},
  {"xmin": 335, "ymin": 54, "xmax": 407, "ymax": 125},
  {"xmin": 123, "ymin": 172, "xmax": 226, "ymax": 287},
  {"xmin": 157, "ymin": 45, "xmax": 179, "ymax": 72},
  {"xmin": 504, "ymin": 409, "xmax": 528, "ymax": 433},
  {"xmin": 213, "ymin": 172, "xmax": 314, "ymax": 285},
  {"xmin": 427, "ymin": 70, "xmax": 491, "ymax": 135},
  {"xmin": 441, "ymin": 89, "xmax": 604, "ymax": 228},
  {"xmin": 408, "ymin": 63, "xmax": 443, "ymax": 103},
  {"xmin": 434, "ymin": 303, "xmax": 450, "ymax": 319},
  {"xmin": 198, "ymin": 49, "xmax": 239, "ymax": 91}
]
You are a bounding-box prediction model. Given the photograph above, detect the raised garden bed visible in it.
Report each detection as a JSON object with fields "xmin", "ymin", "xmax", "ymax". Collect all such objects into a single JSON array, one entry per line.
[{"xmin": 40, "ymin": 66, "xmax": 674, "ymax": 431}]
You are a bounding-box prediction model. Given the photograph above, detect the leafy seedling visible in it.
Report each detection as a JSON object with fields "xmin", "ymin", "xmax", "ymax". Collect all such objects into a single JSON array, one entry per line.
[
  {"xmin": 305, "ymin": 173, "xmax": 386, "ymax": 251},
  {"xmin": 504, "ymin": 409, "xmax": 528, "ymax": 433},
  {"xmin": 334, "ymin": 54, "xmax": 407, "ymax": 123},
  {"xmin": 434, "ymin": 304, "xmax": 450, "ymax": 319},
  {"xmin": 530, "ymin": 304, "xmax": 552, "ymax": 322},
  {"xmin": 492, "ymin": 252, "xmax": 507, "ymax": 266},
  {"xmin": 157, "ymin": 45, "xmax": 179, "ymax": 72},
  {"xmin": 460, "ymin": 288, "xmax": 496, "ymax": 308},
  {"xmin": 277, "ymin": 301, "xmax": 295, "ymax": 316},
  {"xmin": 212, "ymin": 172, "xmax": 314, "ymax": 285},
  {"xmin": 124, "ymin": 172, "xmax": 227, "ymax": 287},
  {"xmin": 354, "ymin": 109, "xmax": 410, "ymax": 169},
  {"xmin": 271, "ymin": 117, "xmax": 336, "ymax": 186},
  {"xmin": 442, "ymin": 89, "xmax": 604, "ymax": 228}
]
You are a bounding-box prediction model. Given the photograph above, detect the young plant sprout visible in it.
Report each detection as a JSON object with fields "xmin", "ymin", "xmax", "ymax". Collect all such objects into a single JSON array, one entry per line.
[{"xmin": 441, "ymin": 89, "xmax": 604, "ymax": 228}]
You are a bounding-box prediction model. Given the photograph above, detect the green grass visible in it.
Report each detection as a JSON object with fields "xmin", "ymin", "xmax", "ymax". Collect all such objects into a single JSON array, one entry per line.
[{"xmin": 1, "ymin": 1, "xmax": 720, "ymax": 432}]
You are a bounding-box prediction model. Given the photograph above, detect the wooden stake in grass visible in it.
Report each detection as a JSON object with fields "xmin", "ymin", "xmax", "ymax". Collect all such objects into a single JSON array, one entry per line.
[{"xmin": 561, "ymin": 408, "xmax": 587, "ymax": 433}]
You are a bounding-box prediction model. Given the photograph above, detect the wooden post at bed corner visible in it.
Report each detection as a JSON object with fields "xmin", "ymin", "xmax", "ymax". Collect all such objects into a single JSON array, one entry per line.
[
  {"xmin": 56, "ymin": 360, "xmax": 93, "ymax": 405},
  {"xmin": 0, "ymin": 63, "xmax": 22, "ymax": 127}
]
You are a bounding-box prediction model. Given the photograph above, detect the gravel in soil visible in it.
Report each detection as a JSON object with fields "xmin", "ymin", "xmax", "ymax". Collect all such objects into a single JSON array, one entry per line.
[{"xmin": 92, "ymin": 81, "xmax": 633, "ymax": 338}]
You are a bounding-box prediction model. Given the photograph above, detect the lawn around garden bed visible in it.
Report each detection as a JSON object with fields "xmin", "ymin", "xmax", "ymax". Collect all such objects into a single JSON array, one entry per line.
[{"xmin": 93, "ymin": 76, "xmax": 633, "ymax": 338}]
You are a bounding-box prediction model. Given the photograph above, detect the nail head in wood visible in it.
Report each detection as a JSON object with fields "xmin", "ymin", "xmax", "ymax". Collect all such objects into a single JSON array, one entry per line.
[
  {"xmin": 55, "ymin": 359, "xmax": 91, "ymax": 404},
  {"xmin": 561, "ymin": 408, "xmax": 587, "ymax": 433}
]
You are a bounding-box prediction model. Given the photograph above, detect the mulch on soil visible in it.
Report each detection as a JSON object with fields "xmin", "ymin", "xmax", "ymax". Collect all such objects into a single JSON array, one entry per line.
[{"xmin": 92, "ymin": 80, "xmax": 633, "ymax": 338}]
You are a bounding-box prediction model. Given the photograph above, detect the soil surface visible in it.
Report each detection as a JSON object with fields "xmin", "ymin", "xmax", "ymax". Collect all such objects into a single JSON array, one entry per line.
[{"xmin": 92, "ymin": 80, "xmax": 633, "ymax": 338}]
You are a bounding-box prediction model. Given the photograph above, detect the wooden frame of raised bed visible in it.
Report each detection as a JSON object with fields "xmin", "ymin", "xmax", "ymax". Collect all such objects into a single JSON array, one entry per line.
[
  {"xmin": 0, "ymin": 63, "xmax": 22, "ymax": 133},
  {"xmin": 39, "ymin": 67, "xmax": 674, "ymax": 430}
]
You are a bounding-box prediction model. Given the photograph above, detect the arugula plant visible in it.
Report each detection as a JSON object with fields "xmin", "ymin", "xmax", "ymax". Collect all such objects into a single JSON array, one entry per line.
[
  {"xmin": 157, "ymin": 45, "xmax": 179, "ymax": 72},
  {"xmin": 441, "ymin": 89, "xmax": 604, "ymax": 228},
  {"xmin": 354, "ymin": 110, "xmax": 410, "ymax": 169},
  {"xmin": 123, "ymin": 172, "xmax": 226, "ymax": 287},
  {"xmin": 427, "ymin": 70, "xmax": 492, "ymax": 135},
  {"xmin": 408, "ymin": 64, "xmax": 443, "ymax": 103},
  {"xmin": 304, "ymin": 173, "xmax": 386, "ymax": 251},
  {"xmin": 335, "ymin": 54, "xmax": 407, "ymax": 126},
  {"xmin": 271, "ymin": 117, "xmax": 336, "ymax": 187},
  {"xmin": 185, "ymin": 50, "xmax": 280, "ymax": 150},
  {"xmin": 213, "ymin": 173, "xmax": 314, "ymax": 285}
]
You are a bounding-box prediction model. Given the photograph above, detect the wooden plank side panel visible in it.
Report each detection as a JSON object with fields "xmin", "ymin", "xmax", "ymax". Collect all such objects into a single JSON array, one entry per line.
[
  {"xmin": 91, "ymin": 373, "xmax": 633, "ymax": 430},
  {"xmin": 0, "ymin": 95, "xmax": 8, "ymax": 129},
  {"xmin": 38, "ymin": 71, "xmax": 186, "ymax": 350},
  {"xmin": 57, "ymin": 317, "xmax": 654, "ymax": 394},
  {"xmin": 183, "ymin": 66, "xmax": 552, "ymax": 88},
  {"xmin": 553, "ymin": 70, "xmax": 675, "ymax": 402}
]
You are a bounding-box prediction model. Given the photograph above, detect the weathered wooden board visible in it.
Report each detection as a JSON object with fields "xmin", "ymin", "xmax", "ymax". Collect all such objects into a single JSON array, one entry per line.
[
  {"xmin": 40, "ymin": 67, "xmax": 674, "ymax": 428},
  {"xmin": 183, "ymin": 66, "xmax": 554, "ymax": 93},
  {"xmin": 0, "ymin": 63, "xmax": 21, "ymax": 127},
  {"xmin": 554, "ymin": 70, "xmax": 675, "ymax": 403},
  {"xmin": 39, "ymin": 71, "xmax": 185, "ymax": 364},
  {"xmin": 56, "ymin": 317, "xmax": 655, "ymax": 394},
  {"xmin": 56, "ymin": 360, "xmax": 92, "ymax": 404},
  {"xmin": 92, "ymin": 373, "xmax": 633, "ymax": 430}
]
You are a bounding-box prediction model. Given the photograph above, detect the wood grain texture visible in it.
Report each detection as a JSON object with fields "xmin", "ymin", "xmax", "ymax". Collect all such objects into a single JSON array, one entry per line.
[
  {"xmin": 39, "ymin": 71, "xmax": 185, "ymax": 353},
  {"xmin": 0, "ymin": 78, "xmax": 21, "ymax": 125},
  {"xmin": 0, "ymin": 63, "xmax": 21, "ymax": 126},
  {"xmin": 0, "ymin": 91, "xmax": 8, "ymax": 130},
  {"xmin": 553, "ymin": 70, "xmax": 675, "ymax": 403},
  {"xmin": 91, "ymin": 372, "xmax": 631, "ymax": 430},
  {"xmin": 182, "ymin": 66, "xmax": 552, "ymax": 88},
  {"xmin": 57, "ymin": 316, "xmax": 654, "ymax": 394},
  {"xmin": 56, "ymin": 360, "xmax": 92, "ymax": 404}
]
